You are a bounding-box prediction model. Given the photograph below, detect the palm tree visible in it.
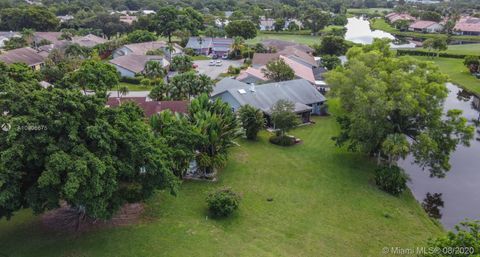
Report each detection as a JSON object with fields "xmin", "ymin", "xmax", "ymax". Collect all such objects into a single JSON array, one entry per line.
[
  {"xmin": 231, "ymin": 36, "xmax": 244, "ymax": 58},
  {"xmin": 119, "ymin": 85, "xmax": 129, "ymax": 99},
  {"xmin": 144, "ymin": 60, "xmax": 166, "ymax": 79},
  {"xmin": 165, "ymin": 43, "xmax": 175, "ymax": 61}
]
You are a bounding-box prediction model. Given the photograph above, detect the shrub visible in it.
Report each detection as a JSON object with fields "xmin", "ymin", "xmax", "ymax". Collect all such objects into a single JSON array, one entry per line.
[
  {"xmin": 206, "ymin": 188, "xmax": 241, "ymax": 217},
  {"xmin": 269, "ymin": 135, "xmax": 296, "ymax": 146},
  {"xmin": 184, "ymin": 48, "xmax": 195, "ymax": 56},
  {"xmin": 228, "ymin": 65, "xmax": 241, "ymax": 74},
  {"xmin": 120, "ymin": 76, "xmax": 142, "ymax": 84},
  {"xmin": 374, "ymin": 165, "xmax": 410, "ymax": 196}
]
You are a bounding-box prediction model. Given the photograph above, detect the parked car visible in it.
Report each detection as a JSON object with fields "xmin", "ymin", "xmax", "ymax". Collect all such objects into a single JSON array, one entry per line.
[
  {"xmin": 222, "ymin": 54, "xmax": 228, "ymax": 60},
  {"xmin": 215, "ymin": 60, "xmax": 222, "ymax": 66},
  {"xmin": 209, "ymin": 60, "xmax": 216, "ymax": 66}
]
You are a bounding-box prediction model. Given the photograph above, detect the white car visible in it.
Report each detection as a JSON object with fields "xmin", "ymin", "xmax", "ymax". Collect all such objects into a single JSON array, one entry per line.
[
  {"xmin": 215, "ymin": 60, "xmax": 222, "ymax": 66},
  {"xmin": 209, "ymin": 60, "xmax": 216, "ymax": 66}
]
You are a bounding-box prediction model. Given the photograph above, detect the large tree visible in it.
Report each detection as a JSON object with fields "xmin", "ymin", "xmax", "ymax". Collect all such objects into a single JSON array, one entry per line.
[
  {"xmin": 169, "ymin": 71, "xmax": 213, "ymax": 100},
  {"xmin": 270, "ymin": 99, "xmax": 299, "ymax": 137},
  {"xmin": 70, "ymin": 58, "xmax": 119, "ymax": 94},
  {"xmin": 188, "ymin": 95, "xmax": 241, "ymax": 175},
  {"xmin": 0, "ymin": 66, "xmax": 178, "ymax": 221},
  {"xmin": 0, "ymin": 6, "xmax": 59, "ymax": 31},
  {"xmin": 303, "ymin": 8, "xmax": 330, "ymax": 35},
  {"xmin": 325, "ymin": 39, "xmax": 474, "ymax": 177},
  {"xmin": 225, "ymin": 20, "xmax": 257, "ymax": 40},
  {"xmin": 238, "ymin": 105, "xmax": 265, "ymax": 140},
  {"xmin": 314, "ymin": 35, "xmax": 348, "ymax": 56},
  {"xmin": 262, "ymin": 58, "xmax": 295, "ymax": 82},
  {"xmin": 154, "ymin": 7, "xmax": 180, "ymax": 43}
]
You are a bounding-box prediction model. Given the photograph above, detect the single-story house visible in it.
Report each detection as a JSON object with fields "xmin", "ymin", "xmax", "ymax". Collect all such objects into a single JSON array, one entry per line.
[
  {"xmin": 261, "ymin": 39, "xmax": 314, "ymax": 54},
  {"xmin": 109, "ymin": 55, "xmax": 169, "ymax": 78},
  {"xmin": 72, "ymin": 34, "xmax": 107, "ymax": 48},
  {"xmin": 0, "ymin": 31, "xmax": 20, "ymax": 48},
  {"xmin": 385, "ymin": 13, "xmax": 415, "ymax": 23},
  {"xmin": 408, "ymin": 20, "xmax": 443, "ymax": 33},
  {"xmin": 185, "ymin": 37, "xmax": 233, "ymax": 56},
  {"xmin": 259, "ymin": 18, "xmax": 275, "ymax": 31},
  {"xmin": 454, "ymin": 16, "xmax": 480, "ymax": 36},
  {"xmin": 212, "ymin": 78, "xmax": 327, "ymax": 124},
  {"xmin": 0, "ymin": 47, "xmax": 45, "ymax": 70},
  {"xmin": 106, "ymin": 97, "xmax": 188, "ymax": 117},
  {"xmin": 33, "ymin": 32, "xmax": 63, "ymax": 46},
  {"xmin": 119, "ymin": 15, "xmax": 138, "ymax": 25},
  {"xmin": 112, "ymin": 41, "xmax": 182, "ymax": 59},
  {"xmin": 239, "ymin": 54, "xmax": 316, "ymax": 84}
]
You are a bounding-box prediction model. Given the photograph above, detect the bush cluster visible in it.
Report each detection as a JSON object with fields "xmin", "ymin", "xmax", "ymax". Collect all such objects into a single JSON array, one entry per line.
[
  {"xmin": 120, "ymin": 76, "xmax": 143, "ymax": 85},
  {"xmin": 206, "ymin": 188, "xmax": 241, "ymax": 217},
  {"xmin": 374, "ymin": 165, "xmax": 410, "ymax": 196},
  {"xmin": 396, "ymin": 49, "xmax": 476, "ymax": 59},
  {"xmin": 269, "ymin": 135, "xmax": 296, "ymax": 146}
]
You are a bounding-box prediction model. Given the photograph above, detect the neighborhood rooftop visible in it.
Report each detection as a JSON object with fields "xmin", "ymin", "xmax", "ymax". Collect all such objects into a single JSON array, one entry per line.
[
  {"xmin": 0, "ymin": 47, "xmax": 45, "ymax": 67},
  {"xmin": 109, "ymin": 55, "xmax": 168, "ymax": 74}
]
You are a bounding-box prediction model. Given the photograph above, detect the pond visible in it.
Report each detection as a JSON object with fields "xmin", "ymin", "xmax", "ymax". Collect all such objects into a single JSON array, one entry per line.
[
  {"xmin": 345, "ymin": 17, "xmax": 416, "ymax": 48},
  {"xmin": 398, "ymin": 83, "xmax": 480, "ymax": 229}
]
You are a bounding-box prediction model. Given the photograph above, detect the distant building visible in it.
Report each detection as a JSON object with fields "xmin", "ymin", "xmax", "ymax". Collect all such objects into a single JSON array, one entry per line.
[
  {"xmin": 185, "ymin": 37, "xmax": 233, "ymax": 56},
  {"xmin": 385, "ymin": 13, "xmax": 415, "ymax": 23},
  {"xmin": 454, "ymin": 16, "xmax": 480, "ymax": 36},
  {"xmin": 0, "ymin": 31, "xmax": 20, "ymax": 48},
  {"xmin": 109, "ymin": 55, "xmax": 169, "ymax": 78},
  {"xmin": 212, "ymin": 78, "xmax": 327, "ymax": 124},
  {"xmin": 0, "ymin": 47, "xmax": 45, "ymax": 70},
  {"xmin": 106, "ymin": 97, "xmax": 188, "ymax": 117},
  {"xmin": 259, "ymin": 17, "xmax": 275, "ymax": 31},
  {"xmin": 71, "ymin": 34, "xmax": 107, "ymax": 48},
  {"xmin": 112, "ymin": 41, "xmax": 182, "ymax": 59},
  {"xmin": 408, "ymin": 20, "xmax": 443, "ymax": 33},
  {"xmin": 57, "ymin": 15, "xmax": 74, "ymax": 23},
  {"xmin": 119, "ymin": 15, "xmax": 138, "ymax": 25},
  {"xmin": 33, "ymin": 32, "xmax": 63, "ymax": 46}
]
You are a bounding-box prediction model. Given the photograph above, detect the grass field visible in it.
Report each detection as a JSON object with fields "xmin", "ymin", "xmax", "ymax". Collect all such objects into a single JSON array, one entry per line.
[
  {"xmin": 0, "ymin": 104, "xmax": 442, "ymax": 257},
  {"xmin": 118, "ymin": 82, "xmax": 152, "ymax": 91},
  {"xmin": 400, "ymin": 44, "xmax": 480, "ymax": 56},
  {"xmin": 370, "ymin": 18, "xmax": 480, "ymax": 43},
  {"xmin": 247, "ymin": 31, "xmax": 321, "ymax": 46},
  {"xmin": 410, "ymin": 56, "xmax": 480, "ymax": 96}
]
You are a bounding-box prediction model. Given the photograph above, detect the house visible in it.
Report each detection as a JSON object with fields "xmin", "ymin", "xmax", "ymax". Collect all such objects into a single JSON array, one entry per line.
[
  {"xmin": 106, "ymin": 97, "xmax": 188, "ymax": 117},
  {"xmin": 0, "ymin": 47, "xmax": 45, "ymax": 70},
  {"xmin": 185, "ymin": 37, "xmax": 233, "ymax": 56},
  {"xmin": 0, "ymin": 31, "xmax": 20, "ymax": 48},
  {"xmin": 57, "ymin": 15, "xmax": 74, "ymax": 23},
  {"xmin": 112, "ymin": 41, "xmax": 182, "ymax": 59},
  {"xmin": 454, "ymin": 16, "xmax": 480, "ymax": 36},
  {"xmin": 119, "ymin": 15, "xmax": 138, "ymax": 25},
  {"xmin": 33, "ymin": 32, "xmax": 63, "ymax": 46},
  {"xmin": 259, "ymin": 18, "xmax": 275, "ymax": 31},
  {"xmin": 385, "ymin": 13, "xmax": 415, "ymax": 23},
  {"xmin": 408, "ymin": 20, "xmax": 443, "ymax": 33},
  {"xmin": 109, "ymin": 55, "xmax": 169, "ymax": 78},
  {"xmin": 261, "ymin": 39, "xmax": 314, "ymax": 54},
  {"xmin": 239, "ymin": 44, "xmax": 318, "ymax": 85},
  {"xmin": 71, "ymin": 34, "xmax": 107, "ymax": 48},
  {"xmin": 212, "ymin": 78, "xmax": 327, "ymax": 124}
]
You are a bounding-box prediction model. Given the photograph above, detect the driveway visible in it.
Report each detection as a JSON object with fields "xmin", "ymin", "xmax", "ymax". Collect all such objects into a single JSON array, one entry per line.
[{"xmin": 194, "ymin": 59, "xmax": 243, "ymax": 79}]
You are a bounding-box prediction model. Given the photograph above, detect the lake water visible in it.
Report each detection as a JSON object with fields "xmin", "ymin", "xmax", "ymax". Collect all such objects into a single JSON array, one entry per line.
[
  {"xmin": 398, "ymin": 83, "xmax": 480, "ymax": 229},
  {"xmin": 345, "ymin": 17, "xmax": 416, "ymax": 48}
]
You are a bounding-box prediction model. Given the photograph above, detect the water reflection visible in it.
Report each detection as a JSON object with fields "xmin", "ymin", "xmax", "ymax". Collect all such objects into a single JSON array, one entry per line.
[
  {"xmin": 345, "ymin": 17, "xmax": 416, "ymax": 48},
  {"xmin": 422, "ymin": 193, "xmax": 444, "ymax": 220},
  {"xmin": 399, "ymin": 83, "xmax": 480, "ymax": 229}
]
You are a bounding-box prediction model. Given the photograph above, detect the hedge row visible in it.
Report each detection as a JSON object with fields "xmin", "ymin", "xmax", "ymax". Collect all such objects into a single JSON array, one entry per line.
[
  {"xmin": 396, "ymin": 49, "xmax": 476, "ymax": 59},
  {"xmin": 120, "ymin": 76, "xmax": 143, "ymax": 84}
]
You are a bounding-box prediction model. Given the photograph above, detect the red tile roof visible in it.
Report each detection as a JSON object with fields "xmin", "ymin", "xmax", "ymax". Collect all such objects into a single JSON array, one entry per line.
[
  {"xmin": 409, "ymin": 20, "xmax": 439, "ymax": 29},
  {"xmin": 454, "ymin": 16, "xmax": 480, "ymax": 33},
  {"xmin": 106, "ymin": 97, "xmax": 188, "ymax": 117}
]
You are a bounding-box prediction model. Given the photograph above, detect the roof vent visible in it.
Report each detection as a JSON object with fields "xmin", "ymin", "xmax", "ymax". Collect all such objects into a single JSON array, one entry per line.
[{"xmin": 238, "ymin": 89, "xmax": 246, "ymax": 94}]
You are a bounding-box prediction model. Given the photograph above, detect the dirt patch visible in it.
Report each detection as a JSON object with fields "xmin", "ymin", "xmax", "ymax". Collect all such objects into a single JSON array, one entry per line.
[{"xmin": 41, "ymin": 203, "xmax": 144, "ymax": 233}]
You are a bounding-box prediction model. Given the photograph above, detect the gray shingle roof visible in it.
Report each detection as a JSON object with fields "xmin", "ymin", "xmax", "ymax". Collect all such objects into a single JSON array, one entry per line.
[
  {"xmin": 0, "ymin": 47, "xmax": 45, "ymax": 66},
  {"xmin": 109, "ymin": 55, "xmax": 167, "ymax": 73},
  {"xmin": 213, "ymin": 78, "xmax": 326, "ymax": 113}
]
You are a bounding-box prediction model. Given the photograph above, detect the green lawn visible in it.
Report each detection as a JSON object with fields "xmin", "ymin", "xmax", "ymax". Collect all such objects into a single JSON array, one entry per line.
[
  {"xmin": 370, "ymin": 18, "xmax": 480, "ymax": 43},
  {"xmin": 410, "ymin": 56, "xmax": 480, "ymax": 96},
  {"xmin": 0, "ymin": 106, "xmax": 442, "ymax": 257},
  {"xmin": 247, "ymin": 31, "xmax": 321, "ymax": 46},
  {"xmin": 118, "ymin": 82, "xmax": 152, "ymax": 91},
  {"xmin": 400, "ymin": 44, "xmax": 480, "ymax": 56}
]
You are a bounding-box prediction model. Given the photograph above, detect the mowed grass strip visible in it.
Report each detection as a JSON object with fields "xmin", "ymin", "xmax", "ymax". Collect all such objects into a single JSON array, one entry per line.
[{"xmin": 0, "ymin": 108, "xmax": 442, "ymax": 257}]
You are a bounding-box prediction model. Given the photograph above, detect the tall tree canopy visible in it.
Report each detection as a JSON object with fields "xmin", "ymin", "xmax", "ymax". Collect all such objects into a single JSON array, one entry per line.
[
  {"xmin": 0, "ymin": 6, "xmax": 59, "ymax": 31},
  {"xmin": 325, "ymin": 39, "xmax": 474, "ymax": 177},
  {"xmin": 225, "ymin": 20, "xmax": 257, "ymax": 40},
  {"xmin": 0, "ymin": 64, "xmax": 178, "ymax": 220},
  {"xmin": 262, "ymin": 58, "xmax": 295, "ymax": 82}
]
